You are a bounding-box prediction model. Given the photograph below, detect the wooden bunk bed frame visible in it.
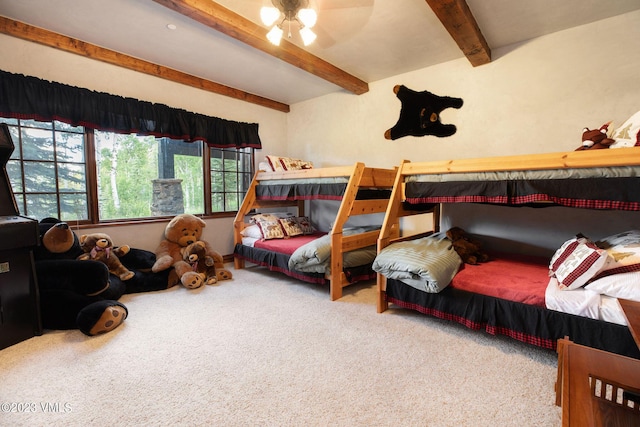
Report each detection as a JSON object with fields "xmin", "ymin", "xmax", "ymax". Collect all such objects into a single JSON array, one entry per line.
[
  {"xmin": 234, "ymin": 162, "xmax": 396, "ymax": 300},
  {"xmin": 377, "ymin": 147, "xmax": 640, "ymax": 312}
]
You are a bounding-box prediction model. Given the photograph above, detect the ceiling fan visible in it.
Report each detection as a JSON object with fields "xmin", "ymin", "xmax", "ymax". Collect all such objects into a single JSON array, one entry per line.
[{"xmin": 258, "ymin": 0, "xmax": 374, "ymax": 48}]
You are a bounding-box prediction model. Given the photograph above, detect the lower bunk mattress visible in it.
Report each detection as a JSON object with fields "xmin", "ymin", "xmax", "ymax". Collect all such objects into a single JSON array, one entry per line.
[
  {"xmin": 384, "ymin": 253, "xmax": 640, "ymax": 359},
  {"xmin": 234, "ymin": 233, "xmax": 376, "ymax": 285}
]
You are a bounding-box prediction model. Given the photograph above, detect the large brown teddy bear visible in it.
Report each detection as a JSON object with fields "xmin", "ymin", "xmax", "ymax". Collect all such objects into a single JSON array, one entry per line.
[
  {"xmin": 446, "ymin": 227, "xmax": 490, "ymax": 265},
  {"xmin": 152, "ymin": 213, "xmax": 232, "ymax": 289}
]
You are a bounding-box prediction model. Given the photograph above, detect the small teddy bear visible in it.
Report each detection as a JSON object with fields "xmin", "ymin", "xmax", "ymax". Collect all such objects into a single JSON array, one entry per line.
[
  {"xmin": 445, "ymin": 227, "xmax": 490, "ymax": 265},
  {"xmin": 170, "ymin": 241, "xmax": 218, "ymax": 288},
  {"xmin": 78, "ymin": 233, "xmax": 135, "ymax": 281},
  {"xmin": 576, "ymin": 122, "xmax": 615, "ymax": 150}
]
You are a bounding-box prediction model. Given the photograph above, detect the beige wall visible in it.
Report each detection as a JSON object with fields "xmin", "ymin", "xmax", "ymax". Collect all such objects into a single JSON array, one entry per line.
[
  {"xmin": 0, "ymin": 33, "xmax": 288, "ymax": 254},
  {"xmin": 1, "ymin": 10, "xmax": 639, "ymax": 255},
  {"xmin": 287, "ymin": 11, "xmax": 640, "ymax": 168}
]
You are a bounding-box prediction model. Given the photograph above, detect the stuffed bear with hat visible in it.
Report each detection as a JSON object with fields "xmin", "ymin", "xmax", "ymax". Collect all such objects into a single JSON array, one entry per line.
[
  {"xmin": 152, "ymin": 213, "xmax": 232, "ymax": 289},
  {"xmin": 34, "ymin": 218, "xmax": 173, "ymax": 336}
]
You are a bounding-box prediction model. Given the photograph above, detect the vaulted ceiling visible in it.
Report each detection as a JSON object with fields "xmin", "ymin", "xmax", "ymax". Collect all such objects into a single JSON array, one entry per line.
[{"xmin": 1, "ymin": 0, "xmax": 638, "ymax": 112}]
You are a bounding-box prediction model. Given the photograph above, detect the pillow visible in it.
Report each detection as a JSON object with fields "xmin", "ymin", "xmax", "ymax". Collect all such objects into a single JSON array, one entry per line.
[
  {"xmin": 585, "ymin": 270, "xmax": 640, "ymax": 301},
  {"xmin": 549, "ymin": 234, "xmax": 609, "ymax": 290},
  {"xmin": 240, "ymin": 224, "xmax": 263, "ymax": 239},
  {"xmin": 265, "ymin": 155, "xmax": 313, "ymax": 172},
  {"xmin": 610, "ymin": 110, "xmax": 640, "ymax": 148},
  {"xmin": 294, "ymin": 216, "xmax": 316, "ymax": 234},
  {"xmin": 250, "ymin": 213, "xmax": 280, "ymax": 224},
  {"xmin": 258, "ymin": 161, "xmax": 273, "ymax": 172},
  {"xmin": 249, "ymin": 212, "xmax": 292, "ymax": 224},
  {"xmin": 254, "ymin": 217, "xmax": 286, "ymax": 240},
  {"xmin": 279, "ymin": 217, "xmax": 303, "ymax": 237},
  {"xmin": 593, "ymin": 230, "xmax": 640, "ymax": 279}
]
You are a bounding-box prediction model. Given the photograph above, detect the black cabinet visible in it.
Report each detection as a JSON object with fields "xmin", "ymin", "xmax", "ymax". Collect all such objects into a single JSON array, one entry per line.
[
  {"xmin": 0, "ymin": 124, "xmax": 41, "ymax": 350},
  {"xmin": 0, "ymin": 222, "xmax": 41, "ymax": 349}
]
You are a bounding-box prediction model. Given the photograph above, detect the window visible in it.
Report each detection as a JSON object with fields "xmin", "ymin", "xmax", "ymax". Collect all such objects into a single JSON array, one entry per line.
[{"xmin": 1, "ymin": 118, "xmax": 254, "ymax": 223}]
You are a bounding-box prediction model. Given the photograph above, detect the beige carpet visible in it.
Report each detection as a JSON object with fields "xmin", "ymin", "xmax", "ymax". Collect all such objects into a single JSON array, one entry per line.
[{"xmin": 0, "ymin": 265, "xmax": 561, "ymax": 426}]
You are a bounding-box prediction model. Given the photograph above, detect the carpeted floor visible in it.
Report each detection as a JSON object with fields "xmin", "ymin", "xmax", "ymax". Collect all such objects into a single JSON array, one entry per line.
[{"xmin": 0, "ymin": 265, "xmax": 561, "ymax": 426}]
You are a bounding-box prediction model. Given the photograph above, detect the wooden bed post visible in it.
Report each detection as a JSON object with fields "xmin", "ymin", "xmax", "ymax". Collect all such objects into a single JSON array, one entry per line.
[
  {"xmin": 329, "ymin": 162, "xmax": 366, "ymax": 301},
  {"xmin": 233, "ymin": 170, "xmax": 260, "ymax": 269},
  {"xmin": 376, "ymin": 161, "xmax": 408, "ymax": 312}
]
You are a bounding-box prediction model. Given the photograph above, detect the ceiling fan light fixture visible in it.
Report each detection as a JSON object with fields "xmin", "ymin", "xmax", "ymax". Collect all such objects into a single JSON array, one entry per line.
[
  {"xmin": 260, "ymin": 6, "xmax": 281, "ymax": 27},
  {"xmin": 297, "ymin": 8, "xmax": 317, "ymax": 28},
  {"xmin": 299, "ymin": 27, "xmax": 316, "ymax": 46},
  {"xmin": 266, "ymin": 25, "xmax": 283, "ymax": 45},
  {"xmin": 261, "ymin": 0, "xmax": 318, "ymax": 46}
]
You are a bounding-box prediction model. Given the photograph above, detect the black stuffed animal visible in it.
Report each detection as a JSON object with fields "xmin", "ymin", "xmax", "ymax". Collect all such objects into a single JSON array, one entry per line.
[
  {"xmin": 33, "ymin": 218, "xmax": 173, "ymax": 336},
  {"xmin": 385, "ymin": 85, "xmax": 463, "ymax": 140}
]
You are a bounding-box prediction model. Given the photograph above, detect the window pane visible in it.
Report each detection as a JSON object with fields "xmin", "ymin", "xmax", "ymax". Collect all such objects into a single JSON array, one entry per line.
[
  {"xmin": 25, "ymin": 193, "xmax": 58, "ymax": 219},
  {"xmin": 21, "ymin": 127, "xmax": 54, "ymax": 161},
  {"xmin": 210, "ymin": 147, "xmax": 253, "ymax": 213},
  {"xmin": 7, "ymin": 160, "xmax": 23, "ymax": 193},
  {"xmin": 0, "ymin": 118, "xmax": 90, "ymax": 221},
  {"xmin": 96, "ymin": 132, "xmax": 158, "ymax": 219},
  {"xmin": 56, "ymin": 131, "xmax": 85, "ymax": 163},
  {"xmin": 58, "ymin": 162, "xmax": 87, "ymax": 193},
  {"xmin": 96, "ymin": 133, "xmax": 205, "ymax": 219},
  {"xmin": 60, "ymin": 193, "xmax": 88, "ymax": 222},
  {"xmin": 23, "ymin": 161, "xmax": 56, "ymax": 193}
]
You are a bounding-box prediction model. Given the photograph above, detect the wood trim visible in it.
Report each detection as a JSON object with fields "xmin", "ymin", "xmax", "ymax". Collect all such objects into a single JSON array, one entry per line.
[
  {"xmin": 152, "ymin": 0, "xmax": 369, "ymax": 95},
  {"xmin": 400, "ymin": 146, "xmax": 640, "ymax": 176},
  {"xmin": 424, "ymin": 0, "xmax": 491, "ymax": 67},
  {"xmin": 0, "ymin": 16, "xmax": 290, "ymax": 113}
]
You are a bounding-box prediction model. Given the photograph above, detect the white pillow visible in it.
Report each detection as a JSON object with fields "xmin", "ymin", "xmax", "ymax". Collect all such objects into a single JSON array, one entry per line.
[
  {"xmin": 240, "ymin": 224, "xmax": 262, "ymax": 239},
  {"xmin": 610, "ymin": 110, "xmax": 640, "ymax": 148},
  {"xmin": 549, "ymin": 235, "xmax": 609, "ymax": 290},
  {"xmin": 585, "ymin": 270, "xmax": 640, "ymax": 301},
  {"xmin": 593, "ymin": 230, "xmax": 640, "ymax": 279}
]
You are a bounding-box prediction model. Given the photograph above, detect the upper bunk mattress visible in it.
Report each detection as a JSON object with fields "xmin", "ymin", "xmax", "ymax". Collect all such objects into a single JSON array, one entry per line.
[
  {"xmin": 256, "ymin": 177, "xmax": 391, "ymax": 201},
  {"xmin": 405, "ymin": 166, "xmax": 640, "ymax": 210}
]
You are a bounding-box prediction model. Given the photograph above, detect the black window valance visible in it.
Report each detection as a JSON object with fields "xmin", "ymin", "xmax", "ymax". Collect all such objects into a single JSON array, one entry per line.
[{"xmin": 0, "ymin": 70, "xmax": 261, "ymax": 149}]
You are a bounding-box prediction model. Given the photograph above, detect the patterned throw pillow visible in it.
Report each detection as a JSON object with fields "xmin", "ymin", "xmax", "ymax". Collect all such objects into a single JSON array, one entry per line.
[
  {"xmin": 255, "ymin": 217, "xmax": 286, "ymax": 240},
  {"xmin": 279, "ymin": 217, "xmax": 303, "ymax": 237},
  {"xmin": 549, "ymin": 234, "xmax": 609, "ymax": 290},
  {"xmin": 265, "ymin": 155, "xmax": 313, "ymax": 172},
  {"xmin": 592, "ymin": 230, "xmax": 640, "ymax": 279},
  {"xmin": 294, "ymin": 216, "xmax": 316, "ymax": 234},
  {"xmin": 610, "ymin": 110, "xmax": 640, "ymax": 148}
]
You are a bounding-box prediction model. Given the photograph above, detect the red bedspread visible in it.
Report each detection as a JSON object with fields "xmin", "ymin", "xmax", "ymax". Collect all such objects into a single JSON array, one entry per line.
[
  {"xmin": 253, "ymin": 232, "xmax": 326, "ymax": 256},
  {"xmin": 451, "ymin": 253, "xmax": 550, "ymax": 307}
]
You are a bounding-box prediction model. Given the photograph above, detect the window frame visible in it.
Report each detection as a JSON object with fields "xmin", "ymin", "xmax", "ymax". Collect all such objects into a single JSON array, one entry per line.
[{"xmin": 3, "ymin": 118, "xmax": 254, "ymax": 224}]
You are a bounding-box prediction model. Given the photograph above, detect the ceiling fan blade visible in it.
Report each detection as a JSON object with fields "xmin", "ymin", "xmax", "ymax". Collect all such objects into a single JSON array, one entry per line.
[{"xmin": 317, "ymin": 0, "xmax": 373, "ymax": 10}]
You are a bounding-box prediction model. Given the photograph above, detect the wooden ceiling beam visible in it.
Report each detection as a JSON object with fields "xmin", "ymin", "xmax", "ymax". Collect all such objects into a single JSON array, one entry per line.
[
  {"xmin": 152, "ymin": 0, "xmax": 369, "ymax": 95},
  {"xmin": 424, "ymin": 0, "xmax": 491, "ymax": 67},
  {"xmin": 0, "ymin": 16, "xmax": 290, "ymax": 112}
]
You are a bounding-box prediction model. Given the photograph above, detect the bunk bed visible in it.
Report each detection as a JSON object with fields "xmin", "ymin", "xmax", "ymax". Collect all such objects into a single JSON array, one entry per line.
[
  {"xmin": 233, "ymin": 162, "xmax": 396, "ymax": 300},
  {"xmin": 375, "ymin": 147, "xmax": 640, "ymax": 358}
]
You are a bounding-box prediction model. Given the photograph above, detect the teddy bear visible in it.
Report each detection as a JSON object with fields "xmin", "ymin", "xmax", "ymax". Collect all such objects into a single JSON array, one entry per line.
[
  {"xmin": 168, "ymin": 241, "xmax": 218, "ymax": 288},
  {"xmin": 33, "ymin": 218, "xmax": 129, "ymax": 336},
  {"xmin": 77, "ymin": 232, "xmax": 135, "ymax": 281},
  {"xmin": 152, "ymin": 213, "xmax": 232, "ymax": 289},
  {"xmin": 34, "ymin": 218, "xmax": 176, "ymax": 336},
  {"xmin": 576, "ymin": 122, "xmax": 615, "ymax": 150},
  {"xmin": 446, "ymin": 226, "xmax": 490, "ymax": 265}
]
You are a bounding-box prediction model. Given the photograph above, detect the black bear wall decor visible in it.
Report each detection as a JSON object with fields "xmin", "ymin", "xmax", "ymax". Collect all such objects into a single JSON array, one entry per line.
[{"xmin": 385, "ymin": 85, "xmax": 463, "ymax": 140}]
